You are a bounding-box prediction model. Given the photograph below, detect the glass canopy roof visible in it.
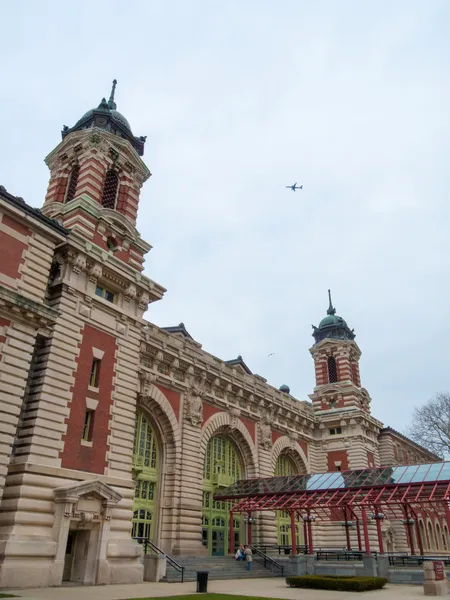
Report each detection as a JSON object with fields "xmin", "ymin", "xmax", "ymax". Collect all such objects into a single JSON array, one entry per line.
[{"xmin": 214, "ymin": 462, "xmax": 450, "ymax": 500}]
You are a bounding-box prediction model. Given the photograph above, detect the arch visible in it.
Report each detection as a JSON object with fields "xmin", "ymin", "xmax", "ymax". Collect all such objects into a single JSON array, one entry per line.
[
  {"xmin": 428, "ymin": 520, "xmax": 436, "ymax": 551},
  {"xmin": 435, "ymin": 522, "xmax": 443, "ymax": 551},
  {"xmin": 136, "ymin": 385, "xmax": 181, "ymax": 549},
  {"xmin": 444, "ymin": 524, "xmax": 449, "ymax": 551},
  {"xmin": 419, "ymin": 519, "xmax": 426, "ymax": 550},
  {"xmin": 270, "ymin": 436, "xmax": 310, "ymax": 474},
  {"xmin": 200, "ymin": 412, "xmax": 258, "ymax": 478},
  {"xmin": 101, "ymin": 169, "xmax": 119, "ymax": 209},
  {"xmin": 65, "ymin": 165, "xmax": 80, "ymax": 203},
  {"xmin": 137, "ymin": 384, "xmax": 181, "ymax": 456}
]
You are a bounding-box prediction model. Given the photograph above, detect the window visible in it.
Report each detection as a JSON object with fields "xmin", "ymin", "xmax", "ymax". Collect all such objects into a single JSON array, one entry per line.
[
  {"xmin": 89, "ymin": 358, "xmax": 101, "ymax": 388},
  {"xmin": 82, "ymin": 410, "xmax": 94, "ymax": 441},
  {"xmin": 327, "ymin": 356, "xmax": 338, "ymax": 383},
  {"xmin": 336, "ymin": 465, "xmax": 342, "ymax": 472},
  {"xmin": 329, "ymin": 427, "xmax": 342, "ymax": 435},
  {"xmin": 101, "ymin": 170, "xmax": 119, "ymax": 209},
  {"xmin": 106, "ymin": 237, "xmax": 118, "ymax": 252},
  {"xmin": 65, "ymin": 166, "xmax": 80, "ymax": 203},
  {"xmin": 95, "ymin": 285, "xmax": 116, "ymax": 303}
]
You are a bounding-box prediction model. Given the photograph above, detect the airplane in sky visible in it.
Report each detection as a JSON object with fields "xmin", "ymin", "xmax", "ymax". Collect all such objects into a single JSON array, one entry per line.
[{"xmin": 286, "ymin": 182, "xmax": 303, "ymax": 191}]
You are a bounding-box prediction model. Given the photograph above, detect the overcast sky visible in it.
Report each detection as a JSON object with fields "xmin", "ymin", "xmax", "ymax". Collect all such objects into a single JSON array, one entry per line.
[{"xmin": 2, "ymin": 1, "xmax": 450, "ymax": 432}]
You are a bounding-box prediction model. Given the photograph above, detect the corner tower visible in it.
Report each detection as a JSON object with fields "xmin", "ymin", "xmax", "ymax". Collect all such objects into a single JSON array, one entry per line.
[
  {"xmin": 309, "ymin": 291, "xmax": 371, "ymax": 414},
  {"xmin": 42, "ymin": 80, "xmax": 151, "ymax": 273}
]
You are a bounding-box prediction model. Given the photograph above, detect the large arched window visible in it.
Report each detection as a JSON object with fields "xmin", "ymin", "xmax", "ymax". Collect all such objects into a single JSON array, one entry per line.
[
  {"xmin": 132, "ymin": 412, "xmax": 159, "ymax": 543},
  {"xmin": 275, "ymin": 453, "xmax": 303, "ymax": 549},
  {"xmin": 101, "ymin": 169, "xmax": 119, "ymax": 209},
  {"xmin": 65, "ymin": 166, "xmax": 80, "ymax": 203},
  {"xmin": 327, "ymin": 356, "xmax": 338, "ymax": 383},
  {"xmin": 202, "ymin": 436, "xmax": 242, "ymax": 555}
]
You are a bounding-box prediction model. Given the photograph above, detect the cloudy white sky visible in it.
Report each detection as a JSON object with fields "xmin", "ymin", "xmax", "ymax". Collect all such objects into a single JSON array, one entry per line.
[{"xmin": 2, "ymin": 1, "xmax": 449, "ymax": 432}]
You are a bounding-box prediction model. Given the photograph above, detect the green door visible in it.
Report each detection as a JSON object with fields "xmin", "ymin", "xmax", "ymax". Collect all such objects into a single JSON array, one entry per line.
[{"xmin": 202, "ymin": 436, "xmax": 243, "ymax": 555}]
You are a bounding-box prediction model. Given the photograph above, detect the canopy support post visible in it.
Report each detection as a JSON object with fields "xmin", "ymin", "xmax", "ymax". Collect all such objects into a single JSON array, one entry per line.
[
  {"xmin": 374, "ymin": 508, "xmax": 384, "ymax": 555},
  {"xmin": 229, "ymin": 510, "xmax": 234, "ymax": 555},
  {"xmin": 307, "ymin": 511, "xmax": 314, "ymax": 554},
  {"xmin": 361, "ymin": 508, "xmax": 371, "ymax": 555},
  {"xmin": 247, "ymin": 511, "xmax": 252, "ymax": 546},
  {"xmin": 290, "ymin": 511, "xmax": 297, "ymax": 555}
]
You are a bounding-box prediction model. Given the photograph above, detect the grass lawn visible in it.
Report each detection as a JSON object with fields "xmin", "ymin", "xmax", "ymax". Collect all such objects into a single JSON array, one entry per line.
[{"xmin": 126, "ymin": 596, "xmax": 285, "ymax": 600}]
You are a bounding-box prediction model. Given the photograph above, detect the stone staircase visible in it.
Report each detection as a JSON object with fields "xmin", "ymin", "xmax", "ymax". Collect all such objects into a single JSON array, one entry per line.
[{"xmin": 163, "ymin": 555, "xmax": 284, "ymax": 582}]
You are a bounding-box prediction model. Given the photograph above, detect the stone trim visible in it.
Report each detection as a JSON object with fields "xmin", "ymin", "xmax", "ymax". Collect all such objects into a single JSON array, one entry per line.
[{"xmin": 270, "ymin": 435, "xmax": 310, "ymax": 474}]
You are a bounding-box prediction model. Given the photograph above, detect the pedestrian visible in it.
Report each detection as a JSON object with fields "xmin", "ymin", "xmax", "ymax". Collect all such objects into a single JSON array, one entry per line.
[{"xmin": 244, "ymin": 544, "xmax": 252, "ymax": 571}]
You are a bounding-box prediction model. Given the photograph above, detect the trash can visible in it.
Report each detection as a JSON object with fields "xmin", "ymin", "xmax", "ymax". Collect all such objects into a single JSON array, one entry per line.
[{"xmin": 196, "ymin": 570, "xmax": 209, "ymax": 593}]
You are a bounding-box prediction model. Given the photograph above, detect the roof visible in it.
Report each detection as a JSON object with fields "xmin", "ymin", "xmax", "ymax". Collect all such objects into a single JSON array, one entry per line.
[
  {"xmin": 161, "ymin": 323, "xmax": 194, "ymax": 340},
  {"xmin": 225, "ymin": 355, "xmax": 252, "ymax": 375},
  {"xmin": 379, "ymin": 426, "xmax": 441, "ymax": 461},
  {"xmin": 214, "ymin": 462, "xmax": 450, "ymax": 520},
  {"xmin": 0, "ymin": 185, "xmax": 68, "ymax": 236}
]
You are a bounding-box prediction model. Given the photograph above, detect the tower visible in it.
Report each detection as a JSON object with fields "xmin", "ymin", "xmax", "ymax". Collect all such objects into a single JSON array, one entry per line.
[
  {"xmin": 309, "ymin": 292, "xmax": 379, "ymax": 472},
  {"xmin": 309, "ymin": 290, "xmax": 370, "ymax": 414},
  {"xmin": 42, "ymin": 80, "xmax": 152, "ymax": 275}
]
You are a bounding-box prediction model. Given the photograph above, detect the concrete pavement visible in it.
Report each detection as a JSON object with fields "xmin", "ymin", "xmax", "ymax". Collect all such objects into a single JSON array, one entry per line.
[{"xmin": 1, "ymin": 578, "xmax": 432, "ymax": 600}]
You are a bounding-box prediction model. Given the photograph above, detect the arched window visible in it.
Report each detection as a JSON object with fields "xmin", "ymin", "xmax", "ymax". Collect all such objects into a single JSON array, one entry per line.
[
  {"xmin": 202, "ymin": 436, "xmax": 242, "ymax": 555},
  {"xmin": 419, "ymin": 520, "xmax": 426, "ymax": 549},
  {"xmin": 444, "ymin": 525, "xmax": 449, "ymax": 551},
  {"xmin": 132, "ymin": 412, "xmax": 159, "ymax": 544},
  {"xmin": 428, "ymin": 521, "xmax": 436, "ymax": 550},
  {"xmin": 435, "ymin": 523, "xmax": 442, "ymax": 550},
  {"xmin": 275, "ymin": 453, "xmax": 303, "ymax": 549},
  {"xmin": 65, "ymin": 166, "xmax": 80, "ymax": 203},
  {"xmin": 101, "ymin": 170, "xmax": 119, "ymax": 209},
  {"xmin": 327, "ymin": 356, "xmax": 338, "ymax": 383}
]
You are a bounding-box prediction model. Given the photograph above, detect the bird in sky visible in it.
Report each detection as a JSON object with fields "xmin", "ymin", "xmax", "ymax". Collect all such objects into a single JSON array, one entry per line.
[{"xmin": 268, "ymin": 353, "xmax": 275, "ymax": 357}]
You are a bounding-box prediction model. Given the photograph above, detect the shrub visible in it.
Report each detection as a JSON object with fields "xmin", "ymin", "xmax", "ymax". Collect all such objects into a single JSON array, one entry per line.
[{"xmin": 285, "ymin": 575, "xmax": 388, "ymax": 592}]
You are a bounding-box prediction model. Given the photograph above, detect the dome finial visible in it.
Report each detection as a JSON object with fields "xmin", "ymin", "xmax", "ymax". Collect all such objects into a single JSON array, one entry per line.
[
  {"xmin": 108, "ymin": 79, "xmax": 117, "ymax": 110},
  {"xmin": 327, "ymin": 289, "xmax": 336, "ymax": 316}
]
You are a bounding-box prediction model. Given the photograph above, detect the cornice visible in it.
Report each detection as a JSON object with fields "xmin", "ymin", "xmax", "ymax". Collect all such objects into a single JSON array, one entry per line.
[{"xmin": 0, "ymin": 285, "xmax": 59, "ymax": 328}]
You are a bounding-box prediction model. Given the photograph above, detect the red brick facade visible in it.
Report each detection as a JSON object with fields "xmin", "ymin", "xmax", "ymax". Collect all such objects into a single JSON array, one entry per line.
[{"xmin": 61, "ymin": 324, "xmax": 117, "ymax": 474}]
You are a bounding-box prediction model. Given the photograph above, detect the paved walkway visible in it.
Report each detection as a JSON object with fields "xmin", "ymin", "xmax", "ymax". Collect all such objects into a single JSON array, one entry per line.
[{"xmin": 2, "ymin": 578, "xmax": 432, "ymax": 600}]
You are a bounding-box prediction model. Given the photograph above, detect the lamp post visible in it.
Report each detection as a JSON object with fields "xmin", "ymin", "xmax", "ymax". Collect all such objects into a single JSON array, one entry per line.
[
  {"xmin": 302, "ymin": 514, "xmax": 316, "ymax": 554},
  {"xmin": 243, "ymin": 513, "xmax": 257, "ymax": 546},
  {"xmin": 370, "ymin": 511, "xmax": 386, "ymax": 554},
  {"xmin": 341, "ymin": 521, "xmax": 355, "ymax": 551}
]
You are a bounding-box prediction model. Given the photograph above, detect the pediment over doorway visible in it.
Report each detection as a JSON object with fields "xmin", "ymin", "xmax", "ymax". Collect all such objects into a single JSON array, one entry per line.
[{"xmin": 54, "ymin": 479, "xmax": 122, "ymax": 505}]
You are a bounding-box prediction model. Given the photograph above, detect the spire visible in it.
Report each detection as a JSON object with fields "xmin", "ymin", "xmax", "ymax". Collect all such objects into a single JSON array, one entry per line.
[
  {"xmin": 108, "ymin": 79, "xmax": 117, "ymax": 110},
  {"xmin": 327, "ymin": 289, "xmax": 336, "ymax": 316}
]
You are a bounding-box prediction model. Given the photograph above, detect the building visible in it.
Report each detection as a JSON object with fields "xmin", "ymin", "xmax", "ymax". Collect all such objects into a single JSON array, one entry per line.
[{"xmin": 0, "ymin": 82, "xmax": 441, "ymax": 588}]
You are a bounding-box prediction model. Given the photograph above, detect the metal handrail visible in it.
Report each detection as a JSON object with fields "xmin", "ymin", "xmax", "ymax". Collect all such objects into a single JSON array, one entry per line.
[
  {"xmin": 250, "ymin": 545, "xmax": 284, "ymax": 576},
  {"xmin": 388, "ymin": 554, "xmax": 450, "ymax": 567},
  {"xmin": 253, "ymin": 544, "xmax": 309, "ymax": 555},
  {"xmin": 316, "ymin": 549, "xmax": 378, "ymax": 562},
  {"xmin": 133, "ymin": 536, "xmax": 185, "ymax": 582}
]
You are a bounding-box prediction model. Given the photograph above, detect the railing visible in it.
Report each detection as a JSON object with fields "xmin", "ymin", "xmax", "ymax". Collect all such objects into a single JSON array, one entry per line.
[
  {"xmin": 388, "ymin": 554, "xmax": 450, "ymax": 568},
  {"xmin": 250, "ymin": 545, "xmax": 284, "ymax": 576},
  {"xmin": 316, "ymin": 549, "xmax": 378, "ymax": 562},
  {"xmin": 133, "ymin": 537, "xmax": 185, "ymax": 582},
  {"xmin": 253, "ymin": 544, "xmax": 309, "ymax": 556}
]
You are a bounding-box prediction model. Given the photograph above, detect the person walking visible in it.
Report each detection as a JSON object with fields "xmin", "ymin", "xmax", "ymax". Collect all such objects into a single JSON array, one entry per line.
[{"xmin": 244, "ymin": 544, "xmax": 252, "ymax": 571}]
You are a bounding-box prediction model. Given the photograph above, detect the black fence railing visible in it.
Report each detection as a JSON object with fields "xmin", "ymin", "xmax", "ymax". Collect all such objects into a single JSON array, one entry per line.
[
  {"xmin": 316, "ymin": 550, "xmax": 378, "ymax": 562},
  {"xmin": 388, "ymin": 555, "xmax": 450, "ymax": 568},
  {"xmin": 253, "ymin": 544, "xmax": 309, "ymax": 556},
  {"xmin": 133, "ymin": 536, "xmax": 185, "ymax": 582},
  {"xmin": 250, "ymin": 545, "xmax": 284, "ymax": 576}
]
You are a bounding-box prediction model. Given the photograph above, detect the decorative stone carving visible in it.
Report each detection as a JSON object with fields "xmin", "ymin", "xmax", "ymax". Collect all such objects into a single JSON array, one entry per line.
[
  {"xmin": 258, "ymin": 419, "xmax": 272, "ymax": 451},
  {"xmin": 88, "ymin": 262, "xmax": 103, "ymax": 282},
  {"xmin": 138, "ymin": 291, "xmax": 150, "ymax": 310},
  {"xmin": 123, "ymin": 283, "xmax": 137, "ymax": 302},
  {"xmin": 72, "ymin": 252, "xmax": 87, "ymax": 274},
  {"xmin": 185, "ymin": 373, "xmax": 207, "ymax": 426},
  {"xmin": 138, "ymin": 369, "xmax": 158, "ymax": 397},
  {"xmin": 227, "ymin": 407, "xmax": 241, "ymax": 432}
]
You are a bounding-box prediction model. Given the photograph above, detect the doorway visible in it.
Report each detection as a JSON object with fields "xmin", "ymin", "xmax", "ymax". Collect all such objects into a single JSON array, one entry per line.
[{"xmin": 63, "ymin": 531, "xmax": 77, "ymax": 581}]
